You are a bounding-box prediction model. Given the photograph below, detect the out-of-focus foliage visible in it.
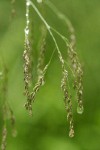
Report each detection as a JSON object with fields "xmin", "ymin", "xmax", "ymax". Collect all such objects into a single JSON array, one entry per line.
[{"xmin": 0, "ymin": 0, "xmax": 100, "ymax": 150}]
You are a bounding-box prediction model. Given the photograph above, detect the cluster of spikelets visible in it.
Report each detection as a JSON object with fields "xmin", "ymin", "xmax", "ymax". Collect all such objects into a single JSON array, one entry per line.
[
  {"xmin": 23, "ymin": 0, "xmax": 84, "ymax": 138},
  {"xmin": 0, "ymin": 64, "xmax": 17, "ymax": 150}
]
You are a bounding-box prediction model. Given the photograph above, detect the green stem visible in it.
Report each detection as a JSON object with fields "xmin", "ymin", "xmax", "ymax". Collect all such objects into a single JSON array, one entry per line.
[{"xmin": 29, "ymin": 0, "xmax": 65, "ymax": 66}]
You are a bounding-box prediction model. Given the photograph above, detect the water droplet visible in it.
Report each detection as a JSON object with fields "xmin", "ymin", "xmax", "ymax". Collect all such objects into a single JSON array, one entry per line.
[
  {"xmin": 26, "ymin": 13, "xmax": 28, "ymax": 17},
  {"xmin": 37, "ymin": 0, "xmax": 42, "ymax": 3},
  {"xmin": 69, "ymin": 128, "xmax": 74, "ymax": 138},
  {"xmin": 26, "ymin": 1, "xmax": 30, "ymax": 6},
  {"xmin": 27, "ymin": 20, "xmax": 30, "ymax": 25},
  {"xmin": 42, "ymin": 80, "xmax": 45, "ymax": 86},
  {"xmin": 0, "ymin": 72, "xmax": 3, "ymax": 76},
  {"xmin": 77, "ymin": 105, "xmax": 84, "ymax": 114},
  {"xmin": 25, "ymin": 28, "xmax": 29, "ymax": 35}
]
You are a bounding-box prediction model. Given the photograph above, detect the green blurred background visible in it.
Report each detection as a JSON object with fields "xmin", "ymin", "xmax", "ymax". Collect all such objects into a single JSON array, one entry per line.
[{"xmin": 0, "ymin": 0, "xmax": 100, "ymax": 150}]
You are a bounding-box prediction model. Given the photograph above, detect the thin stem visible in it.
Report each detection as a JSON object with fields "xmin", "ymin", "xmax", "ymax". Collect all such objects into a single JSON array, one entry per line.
[
  {"xmin": 29, "ymin": 0, "xmax": 65, "ymax": 66},
  {"xmin": 29, "ymin": 0, "xmax": 50, "ymax": 30},
  {"xmin": 45, "ymin": 0, "xmax": 75, "ymax": 35},
  {"xmin": 50, "ymin": 26, "xmax": 69, "ymax": 44}
]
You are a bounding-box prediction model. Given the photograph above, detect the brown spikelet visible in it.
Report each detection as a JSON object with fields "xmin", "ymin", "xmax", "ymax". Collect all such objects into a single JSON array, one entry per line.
[
  {"xmin": 37, "ymin": 25, "xmax": 47, "ymax": 76},
  {"xmin": 23, "ymin": 38, "xmax": 32, "ymax": 115},
  {"xmin": 24, "ymin": 72, "xmax": 45, "ymax": 115},
  {"xmin": 61, "ymin": 69, "xmax": 74, "ymax": 137},
  {"xmin": 68, "ymin": 45, "xmax": 84, "ymax": 114},
  {"xmin": 23, "ymin": 0, "xmax": 32, "ymax": 114},
  {"xmin": 63, "ymin": 14, "xmax": 84, "ymax": 114},
  {"xmin": 24, "ymin": 25, "xmax": 47, "ymax": 115},
  {"xmin": 24, "ymin": 63, "xmax": 50, "ymax": 115},
  {"xmin": 23, "ymin": 38, "xmax": 31, "ymax": 96},
  {"xmin": 29, "ymin": 20, "xmax": 34, "ymax": 83}
]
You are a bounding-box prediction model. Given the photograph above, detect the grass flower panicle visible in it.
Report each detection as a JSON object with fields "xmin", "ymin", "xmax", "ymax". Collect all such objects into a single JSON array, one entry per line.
[{"xmin": 23, "ymin": 0, "xmax": 84, "ymax": 137}]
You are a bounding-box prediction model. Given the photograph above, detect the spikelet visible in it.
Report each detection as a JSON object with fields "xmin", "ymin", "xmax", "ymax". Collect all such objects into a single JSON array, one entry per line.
[
  {"xmin": 24, "ymin": 66, "xmax": 46, "ymax": 115},
  {"xmin": 61, "ymin": 66, "xmax": 74, "ymax": 137},
  {"xmin": 68, "ymin": 36, "xmax": 84, "ymax": 114},
  {"xmin": 37, "ymin": 26, "xmax": 47, "ymax": 75},
  {"xmin": 60, "ymin": 14, "xmax": 84, "ymax": 114},
  {"xmin": 59, "ymin": 8, "xmax": 84, "ymax": 114},
  {"xmin": 29, "ymin": 20, "xmax": 34, "ymax": 83},
  {"xmin": 23, "ymin": 0, "xmax": 32, "ymax": 106},
  {"xmin": 51, "ymin": 25, "xmax": 75, "ymax": 137},
  {"xmin": 51, "ymin": 30, "xmax": 75, "ymax": 136},
  {"xmin": 24, "ymin": 61, "xmax": 52, "ymax": 115},
  {"xmin": 24, "ymin": 25, "xmax": 47, "ymax": 115},
  {"xmin": 1, "ymin": 125, "xmax": 7, "ymax": 150},
  {"xmin": 23, "ymin": 39, "xmax": 31, "ymax": 98}
]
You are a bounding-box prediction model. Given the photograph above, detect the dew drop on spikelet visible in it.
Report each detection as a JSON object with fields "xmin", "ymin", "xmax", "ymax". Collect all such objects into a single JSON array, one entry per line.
[
  {"xmin": 77, "ymin": 105, "xmax": 84, "ymax": 114},
  {"xmin": 37, "ymin": 0, "xmax": 42, "ymax": 3}
]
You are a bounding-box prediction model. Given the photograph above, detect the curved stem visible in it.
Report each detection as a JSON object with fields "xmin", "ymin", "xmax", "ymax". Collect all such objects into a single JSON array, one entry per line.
[{"xmin": 29, "ymin": 0, "xmax": 65, "ymax": 66}]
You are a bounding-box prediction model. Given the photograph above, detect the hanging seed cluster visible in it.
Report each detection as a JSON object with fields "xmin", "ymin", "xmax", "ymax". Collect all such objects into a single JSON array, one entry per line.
[
  {"xmin": 57, "ymin": 5, "xmax": 84, "ymax": 131},
  {"xmin": 57, "ymin": 10, "xmax": 84, "ymax": 114},
  {"xmin": 23, "ymin": 0, "xmax": 84, "ymax": 138},
  {"xmin": 45, "ymin": 0, "xmax": 84, "ymax": 114},
  {"xmin": 61, "ymin": 69, "xmax": 74, "ymax": 137},
  {"xmin": 23, "ymin": 0, "xmax": 32, "ymax": 114},
  {"xmin": 24, "ymin": 25, "xmax": 47, "ymax": 115},
  {"xmin": 23, "ymin": 1, "xmax": 49, "ymax": 115},
  {"xmin": 67, "ymin": 26, "xmax": 84, "ymax": 114},
  {"xmin": 25, "ymin": 63, "xmax": 48, "ymax": 116},
  {"xmin": 55, "ymin": 40, "xmax": 75, "ymax": 137}
]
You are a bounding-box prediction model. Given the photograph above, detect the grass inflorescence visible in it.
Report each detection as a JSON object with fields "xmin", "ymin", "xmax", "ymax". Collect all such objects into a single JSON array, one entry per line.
[{"xmin": 23, "ymin": 0, "xmax": 84, "ymax": 137}]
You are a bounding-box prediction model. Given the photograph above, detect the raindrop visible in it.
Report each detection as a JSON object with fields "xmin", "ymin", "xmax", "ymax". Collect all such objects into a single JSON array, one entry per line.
[
  {"xmin": 77, "ymin": 105, "xmax": 84, "ymax": 114},
  {"xmin": 27, "ymin": 20, "xmax": 30, "ymax": 25},
  {"xmin": 37, "ymin": 0, "xmax": 42, "ymax": 3},
  {"xmin": 26, "ymin": 1, "xmax": 30, "ymax": 6},
  {"xmin": 25, "ymin": 29, "xmax": 29, "ymax": 35},
  {"xmin": 26, "ymin": 13, "xmax": 29, "ymax": 17},
  {"xmin": 69, "ymin": 128, "xmax": 74, "ymax": 138}
]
